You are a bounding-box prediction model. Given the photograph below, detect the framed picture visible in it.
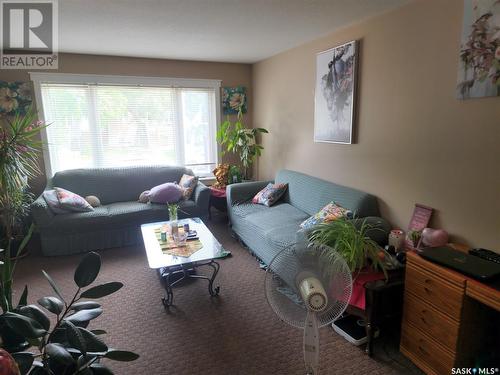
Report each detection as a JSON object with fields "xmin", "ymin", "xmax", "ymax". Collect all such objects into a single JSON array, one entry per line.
[
  {"xmin": 222, "ymin": 86, "xmax": 247, "ymax": 115},
  {"xmin": 0, "ymin": 81, "xmax": 33, "ymax": 115},
  {"xmin": 314, "ymin": 40, "xmax": 358, "ymax": 144},
  {"xmin": 457, "ymin": 0, "xmax": 500, "ymax": 99}
]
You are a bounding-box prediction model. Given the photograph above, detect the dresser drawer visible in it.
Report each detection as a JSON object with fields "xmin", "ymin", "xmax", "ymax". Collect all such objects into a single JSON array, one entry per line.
[
  {"xmin": 401, "ymin": 322, "xmax": 455, "ymax": 375},
  {"xmin": 405, "ymin": 264, "xmax": 463, "ymax": 320},
  {"xmin": 403, "ymin": 292, "xmax": 459, "ymax": 351}
]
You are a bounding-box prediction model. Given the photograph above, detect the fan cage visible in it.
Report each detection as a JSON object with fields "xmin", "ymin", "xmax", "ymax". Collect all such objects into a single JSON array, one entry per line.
[{"xmin": 265, "ymin": 243, "xmax": 352, "ymax": 329}]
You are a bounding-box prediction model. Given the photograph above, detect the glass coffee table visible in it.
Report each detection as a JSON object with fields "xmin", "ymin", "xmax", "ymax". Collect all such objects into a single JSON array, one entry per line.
[{"xmin": 140, "ymin": 217, "xmax": 229, "ymax": 309}]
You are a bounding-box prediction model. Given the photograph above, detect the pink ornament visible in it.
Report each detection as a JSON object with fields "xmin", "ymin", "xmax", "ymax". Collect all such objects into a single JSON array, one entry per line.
[{"xmin": 421, "ymin": 228, "xmax": 448, "ymax": 247}]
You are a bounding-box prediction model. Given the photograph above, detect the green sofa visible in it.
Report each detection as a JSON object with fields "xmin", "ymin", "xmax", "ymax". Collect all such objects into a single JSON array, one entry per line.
[
  {"xmin": 226, "ymin": 169, "xmax": 390, "ymax": 265},
  {"xmin": 31, "ymin": 166, "xmax": 210, "ymax": 256}
]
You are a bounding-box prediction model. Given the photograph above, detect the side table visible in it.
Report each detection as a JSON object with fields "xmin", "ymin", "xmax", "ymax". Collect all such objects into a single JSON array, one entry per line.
[
  {"xmin": 209, "ymin": 186, "xmax": 227, "ymax": 220},
  {"xmin": 346, "ymin": 267, "xmax": 405, "ymax": 356}
]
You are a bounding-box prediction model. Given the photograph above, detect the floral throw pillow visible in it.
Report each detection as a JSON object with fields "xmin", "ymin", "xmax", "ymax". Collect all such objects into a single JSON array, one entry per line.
[
  {"xmin": 300, "ymin": 201, "xmax": 352, "ymax": 229},
  {"xmin": 252, "ymin": 183, "xmax": 288, "ymax": 207},
  {"xmin": 42, "ymin": 190, "xmax": 70, "ymax": 214},
  {"xmin": 178, "ymin": 174, "xmax": 198, "ymax": 200},
  {"xmin": 54, "ymin": 187, "xmax": 94, "ymax": 212}
]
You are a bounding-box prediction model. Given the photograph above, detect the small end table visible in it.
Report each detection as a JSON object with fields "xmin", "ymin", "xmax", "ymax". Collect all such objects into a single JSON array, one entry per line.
[{"xmin": 209, "ymin": 186, "xmax": 227, "ymax": 219}]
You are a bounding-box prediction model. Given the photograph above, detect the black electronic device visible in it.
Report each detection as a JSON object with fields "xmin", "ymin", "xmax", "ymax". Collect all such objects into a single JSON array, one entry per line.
[
  {"xmin": 420, "ymin": 246, "xmax": 500, "ymax": 281},
  {"xmin": 469, "ymin": 248, "xmax": 500, "ymax": 264}
]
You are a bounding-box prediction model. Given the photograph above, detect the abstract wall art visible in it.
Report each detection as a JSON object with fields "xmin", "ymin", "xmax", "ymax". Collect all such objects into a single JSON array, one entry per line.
[{"xmin": 314, "ymin": 40, "xmax": 358, "ymax": 144}]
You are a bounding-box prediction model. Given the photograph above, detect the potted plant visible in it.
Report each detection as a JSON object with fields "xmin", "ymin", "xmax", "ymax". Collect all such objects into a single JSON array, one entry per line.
[
  {"xmin": 1, "ymin": 251, "xmax": 139, "ymax": 374},
  {"xmin": 216, "ymin": 106, "xmax": 268, "ymax": 180},
  {"xmin": 308, "ymin": 217, "xmax": 388, "ymax": 278},
  {"xmin": 0, "ymin": 107, "xmax": 46, "ymax": 308},
  {"xmin": 0, "ymin": 107, "xmax": 46, "ymax": 350}
]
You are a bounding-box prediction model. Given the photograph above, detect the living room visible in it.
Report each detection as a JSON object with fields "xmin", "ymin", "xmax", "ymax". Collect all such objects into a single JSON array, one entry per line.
[{"xmin": 0, "ymin": 0, "xmax": 499, "ymax": 374}]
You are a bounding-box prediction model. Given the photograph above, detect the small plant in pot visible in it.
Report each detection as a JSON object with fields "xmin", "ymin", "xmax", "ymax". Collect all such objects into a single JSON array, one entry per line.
[
  {"xmin": 0, "ymin": 251, "xmax": 139, "ymax": 374},
  {"xmin": 308, "ymin": 217, "xmax": 388, "ymax": 278}
]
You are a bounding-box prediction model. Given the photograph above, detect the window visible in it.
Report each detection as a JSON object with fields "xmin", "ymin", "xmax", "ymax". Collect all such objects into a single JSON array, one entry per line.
[{"xmin": 30, "ymin": 73, "xmax": 220, "ymax": 177}]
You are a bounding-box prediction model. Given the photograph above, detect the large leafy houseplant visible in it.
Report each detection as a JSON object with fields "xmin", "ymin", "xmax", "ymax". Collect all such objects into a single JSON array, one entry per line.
[
  {"xmin": 1, "ymin": 108, "xmax": 46, "ymax": 313},
  {"xmin": 216, "ymin": 106, "xmax": 268, "ymax": 180},
  {"xmin": 308, "ymin": 217, "xmax": 388, "ymax": 278},
  {"xmin": 1, "ymin": 251, "xmax": 139, "ymax": 374}
]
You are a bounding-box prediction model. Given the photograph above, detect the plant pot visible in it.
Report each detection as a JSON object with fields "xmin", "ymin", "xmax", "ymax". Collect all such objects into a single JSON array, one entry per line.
[{"xmin": 0, "ymin": 316, "xmax": 29, "ymax": 353}]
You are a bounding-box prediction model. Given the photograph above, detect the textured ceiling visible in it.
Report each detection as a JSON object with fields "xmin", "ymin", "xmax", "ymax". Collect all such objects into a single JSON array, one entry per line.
[{"xmin": 59, "ymin": 0, "xmax": 411, "ymax": 63}]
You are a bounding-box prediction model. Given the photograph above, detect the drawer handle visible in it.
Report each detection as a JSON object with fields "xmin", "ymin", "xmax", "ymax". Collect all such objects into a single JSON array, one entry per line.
[
  {"xmin": 420, "ymin": 317, "xmax": 427, "ymax": 324},
  {"xmin": 424, "ymin": 279, "xmax": 432, "ymax": 284},
  {"xmin": 424, "ymin": 287, "xmax": 431, "ymax": 293}
]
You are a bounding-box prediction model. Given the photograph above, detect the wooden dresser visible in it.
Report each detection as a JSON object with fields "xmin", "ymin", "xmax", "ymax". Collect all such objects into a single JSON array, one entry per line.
[
  {"xmin": 400, "ymin": 248, "xmax": 500, "ymax": 375},
  {"xmin": 400, "ymin": 251, "xmax": 467, "ymax": 374}
]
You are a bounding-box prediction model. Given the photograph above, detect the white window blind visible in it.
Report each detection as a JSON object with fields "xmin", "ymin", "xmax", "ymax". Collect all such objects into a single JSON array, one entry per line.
[{"xmin": 33, "ymin": 75, "xmax": 219, "ymax": 177}]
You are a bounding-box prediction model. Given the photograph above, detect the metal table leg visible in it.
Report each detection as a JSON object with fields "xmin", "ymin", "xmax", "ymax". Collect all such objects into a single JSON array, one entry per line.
[{"xmin": 160, "ymin": 260, "xmax": 220, "ymax": 310}]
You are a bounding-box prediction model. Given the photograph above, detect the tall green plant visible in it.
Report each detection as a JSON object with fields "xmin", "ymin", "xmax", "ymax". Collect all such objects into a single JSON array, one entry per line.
[
  {"xmin": 216, "ymin": 107, "xmax": 268, "ymax": 179},
  {"xmin": 0, "ymin": 107, "xmax": 46, "ymax": 312},
  {"xmin": 2, "ymin": 251, "xmax": 139, "ymax": 374},
  {"xmin": 308, "ymin": 217, "xmax": 388, "ymax": 278}
]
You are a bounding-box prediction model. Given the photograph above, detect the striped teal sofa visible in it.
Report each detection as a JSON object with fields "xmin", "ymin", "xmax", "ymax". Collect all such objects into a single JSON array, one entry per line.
[
  {"xmin": 226, "ymin": 169, "xmax": 390, "ymax": 265},
  {"xmin": 31, "ymin": 166, "xmax": 210, "ymax": 256}
]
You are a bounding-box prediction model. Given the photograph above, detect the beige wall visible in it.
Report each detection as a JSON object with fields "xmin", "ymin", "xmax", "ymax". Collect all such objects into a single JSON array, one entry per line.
[
  {"xmin": 0, "ymin": 53, "xmax": 252, "ymax": 192},
  {"xmin": 253, "ymin": 0, "xmax": 500, "ymax": 250}
]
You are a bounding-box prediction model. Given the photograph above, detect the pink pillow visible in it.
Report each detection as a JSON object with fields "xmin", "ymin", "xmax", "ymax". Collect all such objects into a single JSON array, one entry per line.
[
  {"xmin": 54, "ymin": 187, "xmax": 94, "ymax": 212},
  {"xmin": 149, "ymin": 182, "xmax": 182, "ymax": 204}
]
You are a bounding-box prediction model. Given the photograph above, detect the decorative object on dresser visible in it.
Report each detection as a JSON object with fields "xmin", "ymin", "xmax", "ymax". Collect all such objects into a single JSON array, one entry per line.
[
  {"xmin": 421, "ymin": 228, "xmax": 449, "ymax": 248},
  {"xmin": 314, "ymin": 40, "xmax": 358, "ymax": 144},
  {"xmin": 388, "ymin": 229, "xmax": 405, "ymax": 251},
  {"xmin": 405, "ymin": 203, "xmax": 433, "ymax": 249}
]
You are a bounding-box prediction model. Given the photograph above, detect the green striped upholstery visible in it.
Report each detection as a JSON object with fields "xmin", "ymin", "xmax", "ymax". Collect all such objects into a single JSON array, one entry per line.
[
  {"xmin": 32, "ymin": 166, "xmax": 210, "ymax": 256},
  {"xmin": 275, "ymin": 170, "xmax": 380, "ymax": 217},
  {"xmin": 227, "ymin": 169, "xmax": 390, "ymax": 265}
]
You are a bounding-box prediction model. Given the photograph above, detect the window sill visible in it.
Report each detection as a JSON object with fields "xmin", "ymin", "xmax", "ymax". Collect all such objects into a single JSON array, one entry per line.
[{"xmin": 199, "ymin": 176, "xmax": 215, "ymax": 186}]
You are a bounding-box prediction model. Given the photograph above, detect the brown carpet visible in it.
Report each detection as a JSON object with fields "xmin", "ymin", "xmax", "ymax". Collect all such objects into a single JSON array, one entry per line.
[{"xmin": 13, "ymin": 213, "xmax": 422, "ymax": 374}]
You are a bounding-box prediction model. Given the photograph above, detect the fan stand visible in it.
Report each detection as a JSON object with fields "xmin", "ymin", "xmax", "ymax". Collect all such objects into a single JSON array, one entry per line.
[{"xmin": 303, "ymin": 311, "xmax": 319, "ymax": 375}]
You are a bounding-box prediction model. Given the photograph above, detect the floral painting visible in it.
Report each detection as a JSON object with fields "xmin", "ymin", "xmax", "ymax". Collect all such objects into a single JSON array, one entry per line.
[
  {"xmin": 0, "ymin": 81, "xmax": 33, "ymax": 115},
  {"xmin": 222, "ymin": 86, "xmax": 247, "ymax": 114},
  {"xmin": 457, "ymin": 0, "xmax": 500, "ymax": 99},
  {"xmin": 314, "ymin": 40, "xmax": 358, "ymax": 144}
]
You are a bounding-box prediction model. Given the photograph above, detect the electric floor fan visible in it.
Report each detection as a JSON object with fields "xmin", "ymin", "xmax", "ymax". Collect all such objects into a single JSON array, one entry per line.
[{"xmin": 265, "ymin": 243, "xmax": 352, "ymax": 375}]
